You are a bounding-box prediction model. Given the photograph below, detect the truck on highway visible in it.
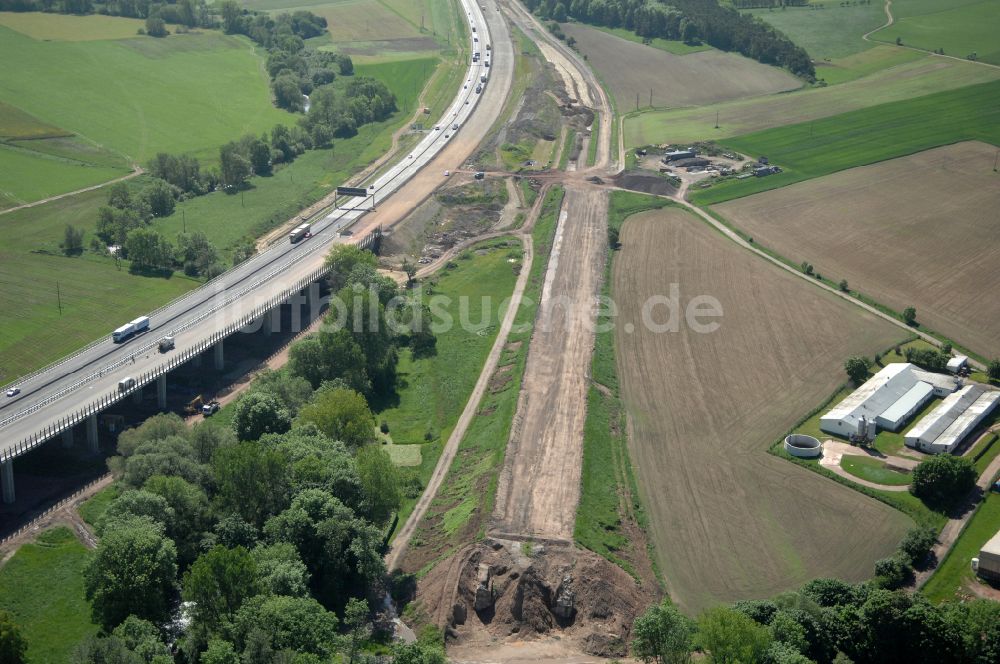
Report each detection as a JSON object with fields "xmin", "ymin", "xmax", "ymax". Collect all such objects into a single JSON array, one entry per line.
[
  {"xmin": 158, "ymin": 336, "xmax": 175, "ymax": 352},
  {"xmin": 480, "ymin": 74, "xmax": 488, "ymax": 83},
  {"xmin": 118, "ymin": 377, "xmax": 137, "ymax": 392},
  {"xmin": 289, "ymin": 223, "xmax": 311, "ymax": 244},
  {"xmin": 112, "ymin": 316, "xmax": 150, "ymax": 343}
]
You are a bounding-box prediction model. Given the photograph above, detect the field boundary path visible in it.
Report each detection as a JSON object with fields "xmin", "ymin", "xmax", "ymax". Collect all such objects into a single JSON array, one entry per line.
[{"xmin": 0, "ymin": 165, "xmax": 143, "ymax": 217}]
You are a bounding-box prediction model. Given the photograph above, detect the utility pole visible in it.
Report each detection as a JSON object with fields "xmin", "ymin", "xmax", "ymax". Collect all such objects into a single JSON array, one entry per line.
[
  {"xmin": 56, "ymin": 281, "xmax": 62, "ymax": 315},
  {"xmin": 994, "ymin": 148, "xmax": 999, "ymax": 172},
  {"xmin": 182, "ymin": 208, "xmax": 186, "ymax": 233},
  {"xmin": 715, "ymin": 110, "xmax": 719, "ymax": 129}
]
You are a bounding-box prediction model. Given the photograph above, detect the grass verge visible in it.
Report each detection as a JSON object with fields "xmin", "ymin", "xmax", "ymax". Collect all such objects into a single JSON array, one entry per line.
[{"xmin": 0, "ymin": 527, "xmax": 98, "ymax": 663}]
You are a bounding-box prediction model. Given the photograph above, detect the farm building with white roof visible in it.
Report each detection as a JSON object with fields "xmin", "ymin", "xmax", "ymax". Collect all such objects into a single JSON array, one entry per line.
[
  {"xmin": 820, "ymin": 363, "xmax": 959, "ymax": 439},
  {"xmin": 905, "ymin": 385, "xmax": 1000, "ymax": 454},
  {"xmin": 974, "ymin": 528, "xmax": 1000, "ymax": 582}
]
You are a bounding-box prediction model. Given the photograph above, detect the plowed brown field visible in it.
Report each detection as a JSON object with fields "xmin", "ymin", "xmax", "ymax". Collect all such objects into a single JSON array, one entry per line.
[
  {"xmin": 613, "ymin": 207, "xmax": 911, "ymax": 613},
  {"xmin": 562, "ymin": 23, "xmax": 801, "ymax": 113},
  {"xmin": 715, "ymin": 142, "xmax": 1000, "ymax": 359}
]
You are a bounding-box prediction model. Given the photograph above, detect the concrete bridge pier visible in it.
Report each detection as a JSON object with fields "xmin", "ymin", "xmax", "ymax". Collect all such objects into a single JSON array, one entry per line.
[
  {"xmin": 62, "ymin": 426, "xmax": 75, "ymax": 449},
  {"xmin": 87, "ymin": 414, "xmax": 99, "ymax": 454},
  {"xmin": 214, "ymin": 341, "xmax": 224, "ymax": 371},
  {"xmin": 266, "ymin": 306, "xmax": 282, "ymax": 336},
  {"xmin": 132, "ymin": 385, "xmax": 143, "ymax": 404},
  {"xmin": 1, "ymin": 460, "xmax": 14, "ymax": 504},
  {"xmin": 157, "ymin": 374, "xmax": 167, "ymax": 411},
  {"xmin": 191, "ymin": 352, "xmax": 203, "ymax": 368},
  {"xmin": 308, "ymin": 282, "xmax": 322, "ymax": 322}
]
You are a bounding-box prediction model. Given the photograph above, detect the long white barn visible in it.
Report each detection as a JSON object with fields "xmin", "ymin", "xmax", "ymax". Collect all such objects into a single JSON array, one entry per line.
[
  {"xmin": 905, "ymin": 385, "xmax": 1000, "ymax": 454},
  {"xmin": 820, "ymin": 363, "xmax": 959, "ymax": 440}
]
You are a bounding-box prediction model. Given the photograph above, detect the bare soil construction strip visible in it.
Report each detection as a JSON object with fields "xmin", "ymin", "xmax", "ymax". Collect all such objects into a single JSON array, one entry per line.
[
  {"xmin": 613, "ymin": 206, "xmax": 912, "ymax": 613},
  {"xmin": 491, "ymin": 186, "xmax": 608, "ymax": 542},
  {"xmin": 715, "ymin": 141, "xmax": 1000, "ymax": 359}
]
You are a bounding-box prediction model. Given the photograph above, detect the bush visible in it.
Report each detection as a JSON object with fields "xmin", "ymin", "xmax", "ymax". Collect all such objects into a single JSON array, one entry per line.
[
  {"xmin": 910, "ymin": 454, "xmax": 977, "ymax": 507},
  {"xmin": 899, "ymin": 526, "xmax": 936, "ymax": 566},
  {"xmin": 873, "ymin": 554, "xmax": 911, "ymax": 589}
]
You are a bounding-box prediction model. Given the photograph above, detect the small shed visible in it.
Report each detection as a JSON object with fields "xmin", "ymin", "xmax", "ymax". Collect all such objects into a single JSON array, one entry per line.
[{"xmin": 946, "ymin": 355, "xmax": 969, "ymax": 373}]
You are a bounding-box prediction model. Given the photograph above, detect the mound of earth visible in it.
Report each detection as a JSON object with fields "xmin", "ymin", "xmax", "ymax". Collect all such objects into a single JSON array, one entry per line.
[
  {"xmin": 414, "ymin": 539, "xmax": 658, "ymax": 658},
  {"xmin": 613, "ymin": 171, "xmax": 677, "ymax": 197}
]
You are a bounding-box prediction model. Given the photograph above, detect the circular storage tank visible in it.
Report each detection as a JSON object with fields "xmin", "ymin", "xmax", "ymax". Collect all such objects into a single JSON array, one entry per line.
[{"xmin": 784, "ymin": 434, "xmax": 822, "ymax": 458}]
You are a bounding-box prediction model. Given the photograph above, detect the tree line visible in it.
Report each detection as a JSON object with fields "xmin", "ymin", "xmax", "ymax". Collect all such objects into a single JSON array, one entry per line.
[
  {"xmin": 525, "ymin": 0, "xmax": 815, "ymax": 79},
  {"xmin": 53, "ymin": 246, "xmax": 443, "ymax": 663},
  {"xmin": 632, "ymin": 577, "xmax": 1000, "ymax": 664},
  {"xmin": 0, "ymin": 0, "xmax": 216, "ymax": 30}
]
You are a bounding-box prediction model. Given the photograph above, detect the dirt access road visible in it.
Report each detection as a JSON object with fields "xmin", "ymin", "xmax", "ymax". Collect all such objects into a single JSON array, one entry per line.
[{"xmin": 491, "ymin": 185, "xmax": 608, "ymax": 542}]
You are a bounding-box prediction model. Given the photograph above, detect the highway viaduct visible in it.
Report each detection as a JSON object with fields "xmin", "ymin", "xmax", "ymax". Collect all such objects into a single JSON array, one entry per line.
[{"xmin": 0, "ymin": 0, "xmax": 510, "ymax": 503}]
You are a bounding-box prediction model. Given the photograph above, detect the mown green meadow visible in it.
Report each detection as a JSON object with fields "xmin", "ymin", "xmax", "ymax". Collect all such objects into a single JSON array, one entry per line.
[
  {"xmin": 0, "ymin": 527, "xmax": 100, "ymax": 664},
  {"xmin": 749, "ymin": 0, "xmax": 886, "ymax": 61},
  {"xmin": 692, "ymin": 79, "xmax": 1000, "ymax": 205},
  {"xmin": 871, "ymin": 0, "xmax": 1000, "ymax": 64},
  {"xmin": 0, "ymin": 23, "xmax": 294, "ymax": 165},
  {"xmin": 623, "ymin": 54, "xmax": 998, "ymax": 147}
]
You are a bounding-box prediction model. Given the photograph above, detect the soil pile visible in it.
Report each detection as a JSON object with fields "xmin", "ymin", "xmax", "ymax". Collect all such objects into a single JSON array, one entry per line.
[{"xmin": 417, "ymin": 539, "xmax": 657, "ymax": 657}]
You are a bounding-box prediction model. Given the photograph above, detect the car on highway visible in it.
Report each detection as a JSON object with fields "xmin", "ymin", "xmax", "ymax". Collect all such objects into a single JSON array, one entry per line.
[
  {"xmin": 435, "ymin": 125, "xmax": 441, "ymax": 130},
  {"xmin": 6, "ymin": 387, "xmax": 20, "ymax": 397}
]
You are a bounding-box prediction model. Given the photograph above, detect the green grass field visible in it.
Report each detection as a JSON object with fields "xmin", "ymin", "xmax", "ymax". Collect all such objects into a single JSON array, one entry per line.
[
  {"xmin": 0, "ymin": 11, "xmax": 149, "ymax": 41},
  {"xmin": 0, "ymin": 527, "xmax": 99, "ymax": 663},
  {"xmin": 623, "ymin": 54, "xmax": 998, "ymax": 147},
  {"xmin": 0, "ymin": 143, "xmax": 128, "ymax": 208},
  {"xmin": 691, "ymin": 79, "xmax": 1000, "ymax": 205},
  {"xmin": 923, "ymin": 492, "xmax": 1000, "ymax": 603},
  {"xmin": 383, "ymin": 239, "xmax": 521, "ymax": 528},
  {"xmin": 78, "ymin": 484, "xmax": 120, "ymax": 527},
  {"xmin": 584, "ymin": 23, "xmax": 710, "ymax": 55},
  {"xmin": 0, "ymin": 24, "xmax": 293, "ymax": 165},
  {"xmin": 749, "ymin": 0, "xmax": 886, "ymax": 61},
  {"xmin": 871, "ymin": 0, "xmax": 1000, "ymax": 64},
  {"xmin": 841, "ymin": 455, "xmax": 912, "ymax": 486}
]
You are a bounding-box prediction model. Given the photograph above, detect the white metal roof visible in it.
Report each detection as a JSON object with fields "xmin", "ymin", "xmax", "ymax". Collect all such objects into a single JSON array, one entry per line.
[
  {"xmin": 947, "ymin": 355, "xmax": 969, "ymax": 371},
  {"xmin": 878, "ymin": 381, "xmax": 934, "ymax": 428},
  {"xmin": 932, "ymin": 390, "xmax": 1000, "ymax": 453},
  {"xmin": 982, "ymin": 527, "xmax": 1000, "ymax": 557},
  {"xmin": 906, "ymin": 385, "xmax": 983, "ymax": 446}
]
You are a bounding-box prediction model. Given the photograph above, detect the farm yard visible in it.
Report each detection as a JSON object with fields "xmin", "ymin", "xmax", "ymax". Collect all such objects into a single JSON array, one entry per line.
[
  {"xmin": 560, "ymin": 22, "xmax": 801, "ymax": 112},
  {"xmin": 870, "ymin": 0, "xmax": 1000, "ymax": 64},
  {"xmin": 714, "ymin": 141, "xmax": 1000, "ymax": 359},
  {"xmin": 612, "ymin": 206, "xmax": 911, "ymax": 613},
  {"xmin": 691, "ymin": 79, "xmax": 1000, "ymax": 204},
  {"xmin": 623, "ymin": 54, "xmax": 999, "ymax": 147}
]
